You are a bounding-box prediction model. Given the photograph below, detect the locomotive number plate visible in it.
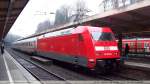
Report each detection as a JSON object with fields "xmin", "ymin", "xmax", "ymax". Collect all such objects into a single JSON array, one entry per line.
[{"xmin": 104, "ymin": 47, "xmax": 110, "ymax": 50}]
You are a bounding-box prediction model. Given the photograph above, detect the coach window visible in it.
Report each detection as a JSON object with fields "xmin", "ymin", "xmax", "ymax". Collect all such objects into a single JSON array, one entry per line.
[
  {"xmin": 30, "ymin": 42, "xmax": 32, "ymax": 47},
  {"xmin": 137, "ymin": 42, "xmax": 142, "ymax": 48},
  {"xmin": 30, "ymin": 42, "xmax": 31, "ymax": 46},
  {"xmin": 144, "ymin": 42, "xmax": 149, "ymax": 48},
  {"xmin": 130, "ymin": 42, "xmax": 134, "ymax": 48},
  {"xmin": 33, "ymin": 41, "xmax": 35, "ymax": 47},
  {"xmin": 31, "ymin": 42, "xmax": 33, "ymax": 48},
  {"xmin": 123, "ymin": 42, "xmax": 126, "ymax": 48},
  {"xmin": 29, "ymin": 42, "xmax": 30, "ymax": 46},
  {"xmin": 35, "ymin": 41, "xmax": 36, "ymax": 46},
  {"xmin": 32, "ymin": 42, "xmax": 34, "ymax": 47}
]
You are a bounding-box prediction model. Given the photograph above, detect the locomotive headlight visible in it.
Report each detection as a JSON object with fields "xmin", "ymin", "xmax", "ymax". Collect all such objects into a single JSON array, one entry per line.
[
  {"xmin": 95, "ymin": 46, "xmax": 104, "ymax": 51},
  {"xmin": 89, "ymin": 59, "xmax": 95, "ymax": 63},
  {"xmin": 89, "ymin": 59, "xmax": 94, "ymax": 62}
]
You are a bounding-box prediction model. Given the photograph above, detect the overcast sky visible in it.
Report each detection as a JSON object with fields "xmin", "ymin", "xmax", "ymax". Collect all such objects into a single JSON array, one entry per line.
[{"xmin": 9, "ymin": 0, "xmax": 103, "ymax": 37}]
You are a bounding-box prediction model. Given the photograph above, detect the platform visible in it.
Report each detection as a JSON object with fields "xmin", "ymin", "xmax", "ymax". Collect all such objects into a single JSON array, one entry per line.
[
  {"xmin": 0, "ymin": 50, "xmax": 40, "ymax": 84},
  {"xmin": 125, "ymin": 61, "xmax": 150, "ymax": 71}
]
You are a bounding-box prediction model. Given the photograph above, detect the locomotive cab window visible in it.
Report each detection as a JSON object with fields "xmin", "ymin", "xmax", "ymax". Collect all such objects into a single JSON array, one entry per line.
[{"xmin": 91, "ymin": 32, "xmax": 115, "ymax": 41}]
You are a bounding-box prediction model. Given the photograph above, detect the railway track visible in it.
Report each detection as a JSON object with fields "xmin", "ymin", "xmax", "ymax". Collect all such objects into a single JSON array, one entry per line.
[
  {"xmin": 8, "ymin": 49, "xmax": 98, "ymax": 80},
  {"xmin": 9, "ymin": 49, "xmax": 71, "ymax": 84},
  {"xmin": 8, "ymin": 48, "xmax": 140, "ymax": 81}
]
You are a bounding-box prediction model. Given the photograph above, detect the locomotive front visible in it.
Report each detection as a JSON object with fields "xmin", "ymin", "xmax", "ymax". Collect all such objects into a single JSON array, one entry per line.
[{"xmin": 87, "ymin": 27, "xmax": 120, "ymax": 72}]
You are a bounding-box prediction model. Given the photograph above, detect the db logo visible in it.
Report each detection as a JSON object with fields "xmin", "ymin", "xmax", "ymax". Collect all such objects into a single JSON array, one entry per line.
[{"xmin": 104, "ymin": 47, "xmax": 110, "ymax": 50}]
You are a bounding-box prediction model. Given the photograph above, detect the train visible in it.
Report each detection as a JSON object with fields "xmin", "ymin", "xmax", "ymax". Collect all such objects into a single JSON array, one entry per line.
[
  {"xmin": 122, "ymin": 38, "xmax": 150, "ymax": 54},
  {"xmin": 12, "ymin": 26, "xmax": 120, "ymax": 72}
]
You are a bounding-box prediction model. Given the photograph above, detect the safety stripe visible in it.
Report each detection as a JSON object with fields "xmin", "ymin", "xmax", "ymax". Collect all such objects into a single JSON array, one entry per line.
[
  {"xmin": 95, "ymin": 46, "xmax": 104, "ymax": 51},
  {"xmin": 95, "ymin": 46, "xmax": 118, "ymax": 51},
  {"xmin": 3, "ymin": 51, "xmax": 14, "ymax": 84},
  {"xmin": 109, "ymin": 46, "xmax": 118, "ymax": 50}
]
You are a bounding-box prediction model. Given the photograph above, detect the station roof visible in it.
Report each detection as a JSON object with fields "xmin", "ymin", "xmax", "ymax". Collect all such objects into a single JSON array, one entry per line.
[
  {"xmin": 21, "ymin": 0, "xmax": 150, "ymax": 40},
  {"xmin": 0, "ymin": 0, "xmax": 28, "ymax": 41}
]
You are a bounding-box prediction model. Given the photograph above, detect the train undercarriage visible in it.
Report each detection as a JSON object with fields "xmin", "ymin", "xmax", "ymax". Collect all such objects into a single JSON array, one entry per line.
[{"xmin": 95, "ymin": 59, "xmax": 121, "ymax": 73}]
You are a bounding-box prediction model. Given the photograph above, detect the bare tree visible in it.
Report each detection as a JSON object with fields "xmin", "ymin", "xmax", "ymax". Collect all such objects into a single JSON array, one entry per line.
[
  {"xmin": 73, "ymin": 0, "xmax": 89, "ymax": 22},
  {"xmin": 35, "ymin": 20, "xmax": 51, "ymax": 33},
  {"xmin": 54, "ymin": 0, "xmax": 89, "ymax": 25},
  {"xmin": 112, "ymin": 0, "xmax": 119, "ymax": 8},
  {"xmin": 54, "ymin": 5, "xmax": 71, "ymax": 25}
]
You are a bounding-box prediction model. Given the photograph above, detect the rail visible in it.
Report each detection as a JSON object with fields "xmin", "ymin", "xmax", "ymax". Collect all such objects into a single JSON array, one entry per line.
[
  {"xmin": 9, "ymin": 48, "xmax": 139, "ymax": 81},
  {"xmin": 9, "ymin": 49, "xmax": 71, "ymax": 84}
]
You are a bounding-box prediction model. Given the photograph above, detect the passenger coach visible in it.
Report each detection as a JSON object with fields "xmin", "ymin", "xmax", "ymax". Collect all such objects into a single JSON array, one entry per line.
[{"xmin": 13, "ymin": 26, "xmax": 120, "ymax": 72}]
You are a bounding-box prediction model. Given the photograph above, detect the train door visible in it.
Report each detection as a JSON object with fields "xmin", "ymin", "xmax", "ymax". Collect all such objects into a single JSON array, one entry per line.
[
  {"xmin": 74, "ymin": 34, "xmax": 83, "ymax": 65},
  {"xmin": 73, "ymin": 33, "xmax": 86, "ymax": 67},
  {"xmin": 144, "ymin": 42, "xmax": 149, "ymax": 53}
]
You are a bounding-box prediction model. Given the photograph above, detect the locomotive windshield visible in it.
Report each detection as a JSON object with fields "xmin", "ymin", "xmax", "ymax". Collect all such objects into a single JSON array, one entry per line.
[{"xmin": 91, "ymin": 32, "xmax": 115, "ymax": 41}]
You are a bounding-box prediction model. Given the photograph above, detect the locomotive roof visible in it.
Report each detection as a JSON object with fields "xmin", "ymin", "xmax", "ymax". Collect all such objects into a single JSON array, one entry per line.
[
  {"xmin": 15, "ymin": 26, "xmax": 112, "ymax": 42},
  {"xmin": 72, "ymin": 26, "xmax": 112, "ymax": 33}
]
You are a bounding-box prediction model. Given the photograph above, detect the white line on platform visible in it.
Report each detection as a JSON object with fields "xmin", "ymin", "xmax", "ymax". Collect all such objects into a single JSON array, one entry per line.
[{"xmin": 3, "ymin": 52, "xmax": 14, "ymax": 84}]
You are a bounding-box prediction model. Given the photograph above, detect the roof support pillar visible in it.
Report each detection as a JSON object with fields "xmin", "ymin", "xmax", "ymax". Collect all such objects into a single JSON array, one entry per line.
[{"xmin": 118, "ymin": 33, "xmax": 123, "ymax": 57}]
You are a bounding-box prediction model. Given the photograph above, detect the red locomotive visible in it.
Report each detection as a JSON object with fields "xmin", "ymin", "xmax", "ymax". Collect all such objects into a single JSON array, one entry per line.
[{"xmin": 13, "ymin": 26, "xmax": 120, "ymax": 72}]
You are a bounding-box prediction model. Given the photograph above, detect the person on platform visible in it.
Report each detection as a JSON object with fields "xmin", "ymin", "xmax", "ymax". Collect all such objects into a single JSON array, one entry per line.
[
  {"xmin": 1, "ymin": 43, "xmax": 4, "ymax": 54},
  {"xmin": 124, "ymin": 43, "xmax": 129, "ymax": 60}
]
